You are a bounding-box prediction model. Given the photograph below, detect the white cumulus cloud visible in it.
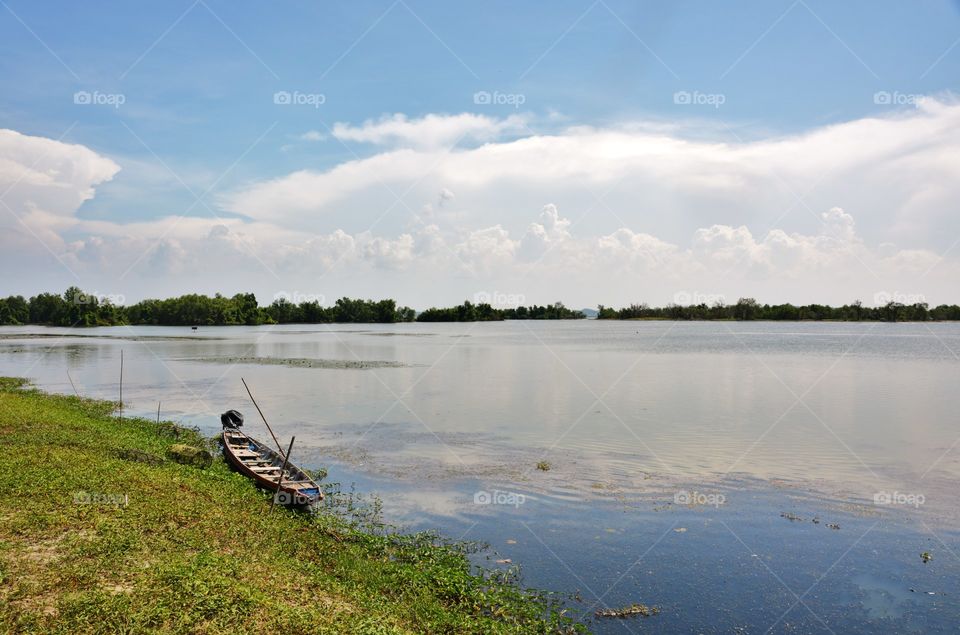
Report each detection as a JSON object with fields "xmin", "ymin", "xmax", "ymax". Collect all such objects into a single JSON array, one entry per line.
[{"xmin": 331, "ymin": 112, "xmax": 528, "ymax": 149}]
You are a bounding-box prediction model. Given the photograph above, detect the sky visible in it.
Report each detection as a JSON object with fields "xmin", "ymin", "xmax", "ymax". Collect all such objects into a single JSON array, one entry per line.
[{"xmin": 1, "ymin": 0, "xmax": 959, "ymax": 309}]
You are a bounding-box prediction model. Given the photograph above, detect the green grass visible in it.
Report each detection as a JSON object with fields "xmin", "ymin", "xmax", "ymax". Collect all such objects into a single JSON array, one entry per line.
[{"xmin": 0, "ymin": 378, "xmax": 583, "ymax": 634}]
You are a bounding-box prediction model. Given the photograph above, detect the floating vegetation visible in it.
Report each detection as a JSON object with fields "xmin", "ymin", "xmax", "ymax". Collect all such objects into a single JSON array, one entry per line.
[
  {"xmin": 922, "ymin": 551, "xmax": 933, "ymax": 563},
  {"xmin": 183, "ymin": 356, "xmax": 419, "ymax": 369},
  {"xmin": 782, "ymin": 512, "xmax": 840, "ymax": 529},
  {"xmin": 536, "ymin": 461, "xmax": 551, "ymax": 471},
  {"xmin": 368, "ymin": 332, "xmax": 435, "ymax": 337},
  {"xmin": 0, "ymin": 333, "xmax": 224, "ymax": 341},
  {"xmin": 595, "ymin": 603, "xmax": 660, "ymax": 619}
]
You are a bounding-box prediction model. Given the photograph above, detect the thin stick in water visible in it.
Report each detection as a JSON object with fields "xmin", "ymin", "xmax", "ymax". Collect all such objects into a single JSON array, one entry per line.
[
  {"xmin": 119, "ymin": 349, "xmax": 124, "ymax": 423},
  {"xmin": 66, "ymin": 369, "xmax": 79, "ymax": 397},
  {"xmin": 156, "ymin": 401, "xmax": 161, "ymax": 425},
  {"xmin": 241, "ymin": 377, "xmax": 285, "ymax": 459}
]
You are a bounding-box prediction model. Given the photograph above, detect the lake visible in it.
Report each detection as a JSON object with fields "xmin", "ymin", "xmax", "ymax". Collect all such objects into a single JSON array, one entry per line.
[{"xmin": 2, "ymin": 320, "xmax": 958, "ymax": 633}]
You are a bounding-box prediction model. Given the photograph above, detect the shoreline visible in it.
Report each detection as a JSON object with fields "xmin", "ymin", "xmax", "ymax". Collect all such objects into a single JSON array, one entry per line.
[
  {"xmin": 0, "ymin": 377, "xmax": 582, "ymax": 634},
  {"xmin": 4, "ymin": 317, "xmax": 960, "ymax": 330}
]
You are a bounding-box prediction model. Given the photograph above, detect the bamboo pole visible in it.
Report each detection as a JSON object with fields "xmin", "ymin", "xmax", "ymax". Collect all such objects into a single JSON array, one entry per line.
[
  {"xmin": 241, "ymin": 377, "xmax": 285, "ymax": 458},
  {"xmin": 156, "ymin": 401, "xmax": 161, "ymax": 425},
  {"xmin": 270, "ymin": 435, "xmax": 296, "ymax": 512},
  {"xmin": 119, "ymin": 349, "xmax": 124, "ymax": 423},
  {"xmin": 66, "ymin": 369, "xmax": 79, "ymax": 397}
]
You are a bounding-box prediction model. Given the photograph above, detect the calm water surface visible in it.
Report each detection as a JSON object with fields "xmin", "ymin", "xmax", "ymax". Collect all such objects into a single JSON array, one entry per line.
[{"xmin": 2, "ymin": 321, "xmax": 958, "ymax": 633}]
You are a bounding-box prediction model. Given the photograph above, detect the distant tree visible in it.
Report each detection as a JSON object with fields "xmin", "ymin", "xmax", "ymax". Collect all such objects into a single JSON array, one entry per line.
[
  {"xmin": 906, "ymin": 302, "xmax": 929, "ymax": 322},
  {"xmin": 0, "ymin": 295, "xmax": 29, "ymax": 324},
  {"xmin": 734, "ymin": 297, "xmax": 759, "ymax": 320},
  {"xmin": 373, "ymin": 299, "xmax": 398, "ymax": 323},
  {"xmin": 931, "ymin": 304, "xmax": 960, "ymax": 321},
  {"xmin": 267, "ymin": 298, "xmax": 299, "ymax": 323},
  {"xmin": 396, "ymin": 306, "xmax": 416, "ymax": 322},
  {"xmin": 881, "ymin": 301, "xmax": 906, "ymax": 322}
]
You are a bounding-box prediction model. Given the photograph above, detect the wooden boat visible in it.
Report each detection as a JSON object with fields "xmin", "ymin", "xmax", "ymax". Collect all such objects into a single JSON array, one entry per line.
[{"xmin": 220, "ymin": 410, "xmax": 322, "ymax": 506}]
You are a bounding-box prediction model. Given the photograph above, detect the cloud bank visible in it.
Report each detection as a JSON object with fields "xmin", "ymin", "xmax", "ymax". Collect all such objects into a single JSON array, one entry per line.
[{"xmin": 2, "ymin": 102, "xmax": 959, "ymax": 307}]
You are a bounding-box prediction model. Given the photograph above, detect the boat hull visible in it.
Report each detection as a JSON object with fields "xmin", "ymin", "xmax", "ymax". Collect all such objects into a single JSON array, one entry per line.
[{"xmin": 221, "ymin": 429, "xmax": 323, "ymax": 506}]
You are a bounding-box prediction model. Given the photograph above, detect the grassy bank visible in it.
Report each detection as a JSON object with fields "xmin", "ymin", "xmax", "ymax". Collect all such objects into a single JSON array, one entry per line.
[{"xmin": 0, "ymin": 378, "xmax": 581, "ymax": 634}]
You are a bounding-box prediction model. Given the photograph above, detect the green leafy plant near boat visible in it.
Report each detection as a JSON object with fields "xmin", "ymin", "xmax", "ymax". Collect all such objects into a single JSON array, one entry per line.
[{"xmin": 0, "ymin": 377, "xmax": 584, "ymax": 634}]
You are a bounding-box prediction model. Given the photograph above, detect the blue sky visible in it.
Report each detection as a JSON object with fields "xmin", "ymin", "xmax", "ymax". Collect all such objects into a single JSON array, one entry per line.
[{"xmin": 2, "ymin": 1, "xmax": 960, "ymax": 306}]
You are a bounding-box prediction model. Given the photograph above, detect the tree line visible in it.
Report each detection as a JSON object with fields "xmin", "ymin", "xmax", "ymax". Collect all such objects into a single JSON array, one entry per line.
[
  {"xmin": 0, "ymin": 288, "xmax": 416, "ymax": 326},
  {"xmin": 597, "ymin": 298, "xmax": 960, "ymax": 322},
  {"xmin": 0, "ymin": 289, "xmax": 585, "ymax": 326},
  {"xmin": 2, "ymin": 289, "xmax": 958, "ymax": 326},
  {"xmin": 416, "ymin": 301, "xmax": 586, "ymax": 322}
]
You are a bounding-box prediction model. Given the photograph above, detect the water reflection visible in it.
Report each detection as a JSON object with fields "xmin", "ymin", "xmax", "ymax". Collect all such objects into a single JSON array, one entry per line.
[
  {"xmin": 1, "ymin": 321, "xmax": 958, "ymax": 632},
  {"xmin": 2, "ymin": 321, "xmax": 958, "ymax": 497}
]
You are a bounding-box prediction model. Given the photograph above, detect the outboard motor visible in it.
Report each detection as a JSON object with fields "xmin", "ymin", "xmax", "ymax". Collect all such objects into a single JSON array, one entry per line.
[{"xmin": 220, "ymin": 409, "xmax": 244, "ymax": 429}]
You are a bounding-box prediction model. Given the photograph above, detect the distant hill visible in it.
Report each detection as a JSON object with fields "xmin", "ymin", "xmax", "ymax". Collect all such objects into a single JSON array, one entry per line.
[{"xmin": 580, "ymin": 308, "xmax": 599, "ymax": 318}]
